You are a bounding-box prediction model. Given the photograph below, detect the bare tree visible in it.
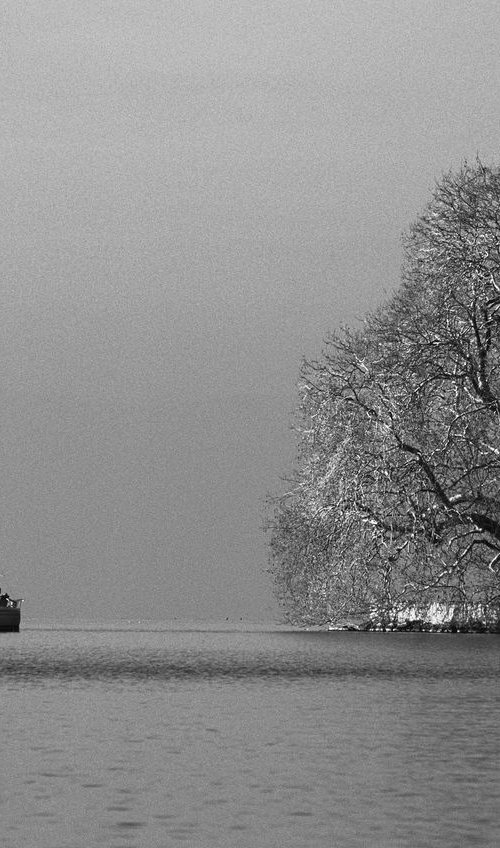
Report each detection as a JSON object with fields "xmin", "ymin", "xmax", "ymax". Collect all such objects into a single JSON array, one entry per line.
[{"xmin": 267, "ymin": 161, "xmax": 500, "ymax": 625}]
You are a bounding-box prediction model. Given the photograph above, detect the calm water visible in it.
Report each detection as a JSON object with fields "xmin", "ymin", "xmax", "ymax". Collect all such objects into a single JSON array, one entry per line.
[{"xmin": 0, "ymin": 622, "xmax": 498, "ymax": 848}]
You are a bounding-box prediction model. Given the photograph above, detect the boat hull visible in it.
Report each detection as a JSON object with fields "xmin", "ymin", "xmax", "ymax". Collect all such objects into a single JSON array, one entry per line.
[{"xmin": 0, "ymin": 602, "xmax": 22, "ymax": 632}]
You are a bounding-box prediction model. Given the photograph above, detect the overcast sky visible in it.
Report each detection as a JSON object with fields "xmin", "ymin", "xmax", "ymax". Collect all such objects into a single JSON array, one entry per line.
[{"xmin": 1, "ymin": 0, "xmax": 499, "ymax": 622}]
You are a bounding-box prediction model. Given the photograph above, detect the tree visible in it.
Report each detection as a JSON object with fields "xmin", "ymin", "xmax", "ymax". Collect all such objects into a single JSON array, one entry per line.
[{"xmin": 266, "ymin": 161, "xmax": 500, "ymax": 626}]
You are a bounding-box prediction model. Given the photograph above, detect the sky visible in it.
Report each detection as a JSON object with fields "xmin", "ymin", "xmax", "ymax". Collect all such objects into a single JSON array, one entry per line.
[{"xmin": 0, "ymin": 0, "xmax": 499, "ymax": 622}]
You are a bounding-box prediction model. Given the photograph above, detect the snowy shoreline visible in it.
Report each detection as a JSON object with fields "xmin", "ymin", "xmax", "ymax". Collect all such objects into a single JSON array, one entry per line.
[{"xmin": 322, "ymin": 603, "xmax": 500, "ymax": 633}]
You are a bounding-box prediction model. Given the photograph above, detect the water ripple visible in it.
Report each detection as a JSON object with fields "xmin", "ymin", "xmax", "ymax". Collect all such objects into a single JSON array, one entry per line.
[{"xmin": 0, "ymin": 643, "xmax": 496, "ymax": 683}]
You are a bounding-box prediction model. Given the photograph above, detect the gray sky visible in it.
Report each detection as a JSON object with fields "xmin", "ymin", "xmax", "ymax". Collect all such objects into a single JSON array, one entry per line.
[{"xmin": 1, "ymin": 0, "xmax": 499, "ymax": 622}]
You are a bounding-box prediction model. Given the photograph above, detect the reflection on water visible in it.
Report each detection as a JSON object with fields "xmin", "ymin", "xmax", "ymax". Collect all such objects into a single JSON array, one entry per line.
[
  {"xmin": 0, "ymin": 625, "xmax": 498, "ymax": 848},
  {"xmin": 1, "ymin": 627, "xmax": 497, "ymax": 683}
]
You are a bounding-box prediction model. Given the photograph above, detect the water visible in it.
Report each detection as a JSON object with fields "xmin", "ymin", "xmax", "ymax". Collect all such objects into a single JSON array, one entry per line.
[{"xmin": 0, "ymin": 622, "xmax": 498, "ymax": 848}]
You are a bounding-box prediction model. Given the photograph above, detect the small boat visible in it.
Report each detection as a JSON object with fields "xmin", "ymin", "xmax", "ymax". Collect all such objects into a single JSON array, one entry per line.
[{"xmin": 0, "ymin": 598, "xmax": 23, "ymax": 632}]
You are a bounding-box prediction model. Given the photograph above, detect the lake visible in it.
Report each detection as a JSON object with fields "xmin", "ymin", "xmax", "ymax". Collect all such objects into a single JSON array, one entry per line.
[{"xmin": 0, "ymin": 622, "xmax": 498, "ymax": 847}]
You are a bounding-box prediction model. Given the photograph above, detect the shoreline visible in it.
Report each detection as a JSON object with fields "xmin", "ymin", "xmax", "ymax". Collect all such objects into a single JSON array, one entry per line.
[{"xmin": 326, "ymin": 619, "xmax": 500, "ymax": 633}]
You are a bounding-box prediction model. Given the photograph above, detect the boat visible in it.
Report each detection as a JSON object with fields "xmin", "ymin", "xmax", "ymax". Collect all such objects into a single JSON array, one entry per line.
[{"xmin": 0, "ymin": 598, "xmax": 23, "ymax": 632}]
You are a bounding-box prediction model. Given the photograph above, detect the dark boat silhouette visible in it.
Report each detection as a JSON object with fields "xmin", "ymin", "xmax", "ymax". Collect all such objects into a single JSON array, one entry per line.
[{"xmin": 0, "ymin": 596, "xmax": 22, "ymax": 632}]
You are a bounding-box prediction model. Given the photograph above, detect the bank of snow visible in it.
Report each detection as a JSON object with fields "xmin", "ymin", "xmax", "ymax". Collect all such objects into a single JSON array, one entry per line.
[{"xmin": 326, "ymin": 603, "xmax": 500, "ymax": 633}]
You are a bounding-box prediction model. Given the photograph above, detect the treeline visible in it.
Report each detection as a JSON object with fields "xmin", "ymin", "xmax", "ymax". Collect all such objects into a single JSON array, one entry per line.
[{"xmin": 267, "ymin": 162, "xmax": 500, "ymax": 626}]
